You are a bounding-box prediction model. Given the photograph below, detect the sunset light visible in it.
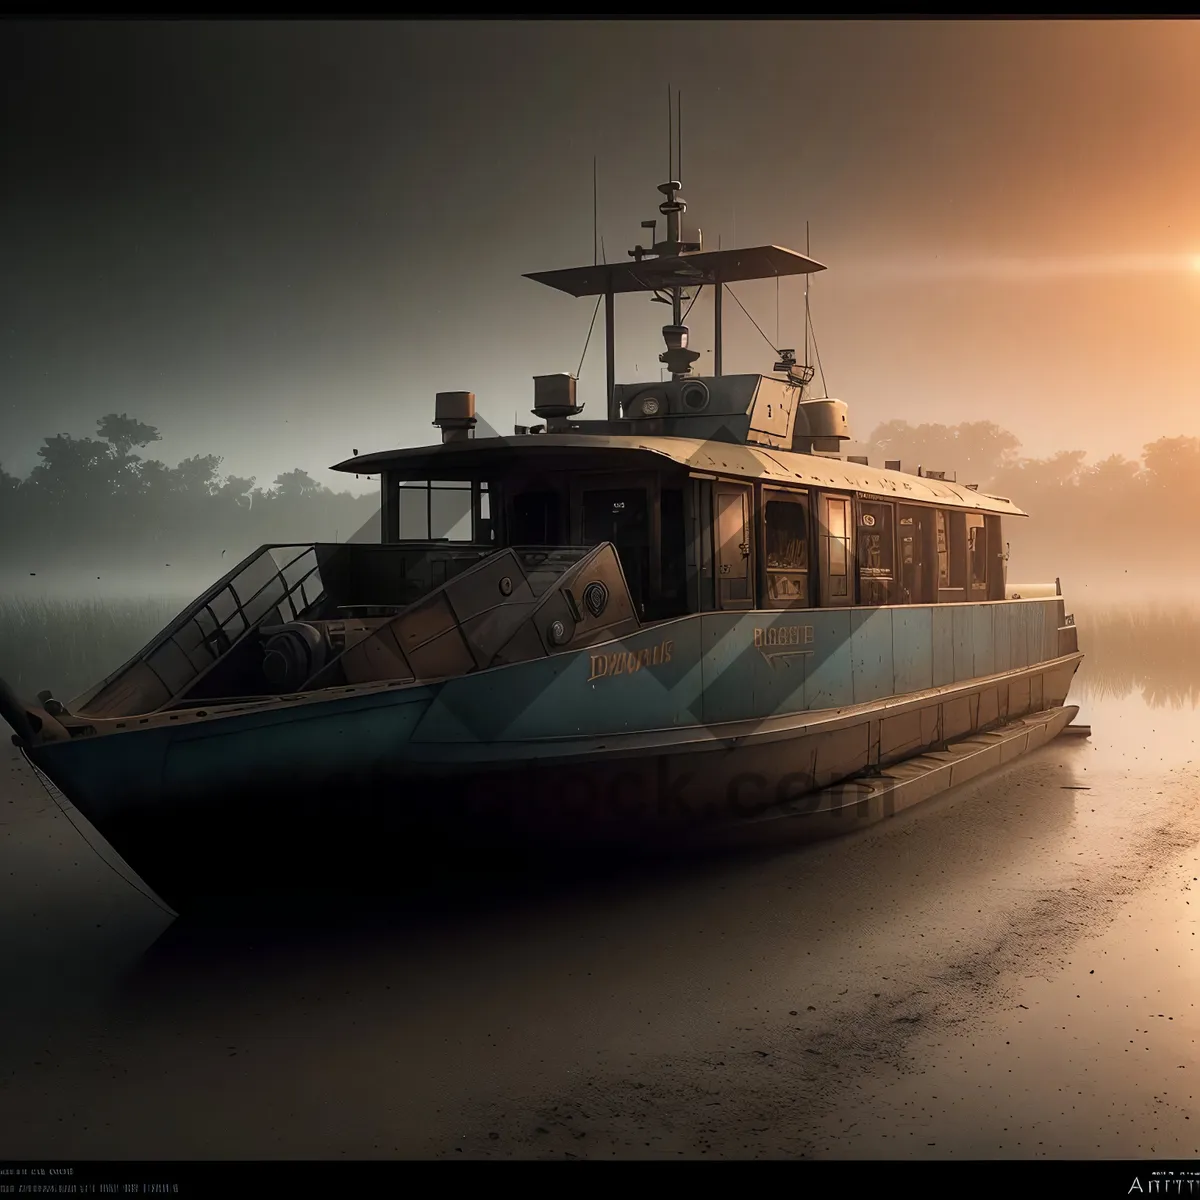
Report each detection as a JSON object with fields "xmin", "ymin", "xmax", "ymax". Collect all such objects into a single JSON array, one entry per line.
[{"xmin": 5, "ymin": 19, "xmax": 1200, "ymax": 1178}]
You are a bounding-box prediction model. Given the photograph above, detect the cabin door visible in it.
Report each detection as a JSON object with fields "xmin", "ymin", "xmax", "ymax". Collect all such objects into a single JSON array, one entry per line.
[
  {"xmin": 898, "ymin": 505, "xmax": 936, "ymax": 605},
  {"xmin": 818, "ymin": 493, "xmax": 854, "ymax": 606},
  {"xmin": 966, "ymin": 514, "xmax": 988, "ymax": 602},
  {"xmin": 574, "ymin": 474, "xmax": 654, "ymax": 620},
  {"xmin": 712, "ymin": 482, "xmax": 754, "ymax": 610}
]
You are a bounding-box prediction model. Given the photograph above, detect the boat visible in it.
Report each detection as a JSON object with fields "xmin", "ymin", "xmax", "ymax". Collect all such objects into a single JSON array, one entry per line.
[{"xmin": 0, "ymin": 161, "xmax": 1083, "ymax": 912}]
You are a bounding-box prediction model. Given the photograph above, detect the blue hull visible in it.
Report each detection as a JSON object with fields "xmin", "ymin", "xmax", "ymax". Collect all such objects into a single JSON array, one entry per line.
[{"xmin": 18, "ymin": 598, "xmax": 1081, "ymax": 910}]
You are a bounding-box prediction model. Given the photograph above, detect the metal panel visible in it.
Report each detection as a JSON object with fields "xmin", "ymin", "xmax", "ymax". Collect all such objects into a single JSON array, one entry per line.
[
  {"xmin": 583, "ymin": 620, "xmax": 701, "ymax": 735},
  {"xmin": 804, "ymin": 609, "xmax": 854, "ymax": 710},
  {"xmin": 420, "ymin": 617, "xmax": 700, "ymax": 743},
  {"xmin": 851, "ymin": 607, "xmax": 895, "ymax": 705},
  {"xmin": 993, "ymin": 602, "xmax": 1012, "ymax": 672},
  {"xmin": 746, "ymin": 613, "xmax": 810, "ymax": 719},
  {"xmin": 892, "ymin": 607, "xmax": 934, "ymax": 695},
  {"xmin": 699, "ymin": 613, "xmax": 757, "ymax": 724},
  {"xmin": 1008, "ymin": 675, "xmax": 1031, "ymax": 719},
  {"xmin": 166, "ymin": 692, "xmax": 432, "ymax": 792},
  {"xmin": 1034, "ymin": 601, "xmax": 1050, "ymax": 663},
  {"xmin": 1039, "ymin": 599, "xmax": 1061, "ymax": 663},
  {"xmin": 879, "ymin": 708, "xmax": 925, "ymax": 762},
  {"xmin": 942, "ymin": 694, "xmax": 973, "ymax": 741},
  {"xmin": 971, "ymin": 604, "xmax": 995, "ymax": 678},
  {"xmin": 1010, "ymin": 602, "xmax": 1030, "ymax": 669},
  {"xmin": 951, "ymin": 605, "xmax": 974, "ymax": 682},
  {"xmin": 931, "ymin": 605, "xmax": 955, "ymax": 687}
]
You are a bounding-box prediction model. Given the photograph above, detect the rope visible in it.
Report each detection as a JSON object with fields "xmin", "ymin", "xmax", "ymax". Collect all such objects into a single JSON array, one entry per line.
[
  {"xmin": 807, "ymin": 304, "xmax": 829, "ymax": 397},
  {"xmin": 20, "ymin": 748, "xmax": 177, "ymax": 916},
  {"xmin": 725, "ymin": 284, "xmax": 779, "ymax": 355},
  {"xmin": 576, "ymin": 295, "xmax": 603, "ymax": 379}
]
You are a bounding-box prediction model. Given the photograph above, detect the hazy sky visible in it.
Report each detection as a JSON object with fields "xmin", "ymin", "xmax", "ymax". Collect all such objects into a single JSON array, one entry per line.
[{"xmin": 3, "ymin": 19, "xmax": 1199, "ymax": 496}]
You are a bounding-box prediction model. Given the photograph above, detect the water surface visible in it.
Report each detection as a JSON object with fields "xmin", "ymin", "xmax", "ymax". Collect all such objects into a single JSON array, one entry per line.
[{"xmin": 0, "ymin": 604, "xmax": 1196, "ymax": 1159}]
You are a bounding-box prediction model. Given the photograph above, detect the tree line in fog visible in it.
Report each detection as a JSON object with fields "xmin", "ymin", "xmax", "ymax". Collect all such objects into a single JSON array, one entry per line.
[
  {"xmin": 0, "ymin": 413, "xmax": 376, "ymax": 569},
  {"xmin": 860, "ymin": 420, "xmax": 1200, "ymax": 586},
  {"xmin": 1, "ymin": 411, "xmax": 1195, "ymax": 585}
]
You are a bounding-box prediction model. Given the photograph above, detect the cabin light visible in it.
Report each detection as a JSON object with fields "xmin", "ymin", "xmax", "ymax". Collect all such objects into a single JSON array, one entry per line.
[{"xmin": 641, "ymin": 396, "xmax": 661, "ymax": 416}]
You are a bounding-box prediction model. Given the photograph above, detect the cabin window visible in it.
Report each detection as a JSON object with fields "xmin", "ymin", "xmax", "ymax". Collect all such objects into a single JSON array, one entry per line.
[
  {"xmin": 509, "ymin": 489, "xmax": 563, "ymax": 545},
  {"xmin": 432, "ymin": 482, "xmax": 474, "ymax": 541},
  {"xmin": 660, "ymin": 486, "xmax": 688, "ymax": 612},
  {"xmin": 935, "ymin": 510, "xmax": 950, "ymax": 588},
  {"xmin": 818, "ymin": 493, "xmax": 854, "ymax": 605},
  {"xmin": 398, "ymin": 482, "xmax": 431, "ymax": 540},
  {"xmin": 897, "ymin": 506, "xmax": 936, "ymax": 604},
  {"xmin": 967, "ymin": 513, "xmax": 987, "ymax": 597},
  {"xmin": 857, "ymin": 501, "xmax": 894, "ymax": 578},
  {"xmin": 475, "ymin": 485, "xmax": 495, "ymax": 544},
  {"xmin": 857, "ymin": 500, "xmax": 895, "ymax": 605},
  {"xmin": 827, "ymin": 503, "xmax": 847, "ymax": 589},
  {"xmin": 984, "ymin": 514, "xmax": 1004, "ymax": 599},
  {"xmin": 396, "ymin": 480, "xmax": 481, "ymax": 542},
  {"xmin": 969, "ymin": 525, "xmax": 986, "ymax": 588},
  {"xmin": 763, "ymin": 490, "xmax": 810, "ymax": 606},
  {"xmin": 934, "ymin": 509, "xmax": 970, "ymax": 600}
]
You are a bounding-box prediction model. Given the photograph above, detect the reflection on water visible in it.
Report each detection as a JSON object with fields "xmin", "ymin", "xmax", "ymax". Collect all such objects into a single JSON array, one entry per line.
[{"xmin": 1073, "ymin": 605, "xmax": 1200, "ymax": 709}]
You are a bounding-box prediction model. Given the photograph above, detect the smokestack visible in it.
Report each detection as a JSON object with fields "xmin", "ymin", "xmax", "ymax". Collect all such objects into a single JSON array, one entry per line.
[
  {"xmin": 531, "ymin": 374, "xmax": 584, "ymax": 432},
  {"xmin": 432, "ymin": 392, "xmax": 477, "ymax": 443}
]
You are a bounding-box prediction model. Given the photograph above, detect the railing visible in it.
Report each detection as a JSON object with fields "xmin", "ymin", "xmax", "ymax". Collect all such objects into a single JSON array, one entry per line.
[{"xmin": 70, "ymin": 545, "xmax": 324, "ymax": 717}]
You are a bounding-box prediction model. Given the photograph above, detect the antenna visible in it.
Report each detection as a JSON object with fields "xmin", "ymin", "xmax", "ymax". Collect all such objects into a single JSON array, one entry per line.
[
  {"xmin": 667, "ymin": 83, "xmax": 673, "ymax": 180},
  {"xmin": 677, "ymin": 90, "xmax": 682, "ymax": 182},
  {"xmin": 593, "ymin": 156, "xmax": 598, "ymax": 266},
  {"xmin": 804, "ymin": 220, "xmax": 811, "ymax": 368}
]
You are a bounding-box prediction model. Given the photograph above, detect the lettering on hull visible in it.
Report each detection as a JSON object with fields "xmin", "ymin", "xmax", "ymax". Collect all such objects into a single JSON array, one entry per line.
[
  {"xmin": 753, "ymin": 623, "xmax": 815, "ymax": 665},
  {"xmin": 588, "ymin": 638, "xmax": 674, "ymax": 683}
]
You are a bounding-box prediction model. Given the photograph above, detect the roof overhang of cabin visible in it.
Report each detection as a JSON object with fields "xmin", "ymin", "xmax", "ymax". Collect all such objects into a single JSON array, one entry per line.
[
  {"xmin": 524, "ymin": 245, "xmax": 826, "ymax": 298},
  {"xmin": 331, "ymin": 435, "xmax": 1026, "ymax": 518},
  {"xmin": 332, "ymin": 439, "xmax": 680, "ymax": 481}
]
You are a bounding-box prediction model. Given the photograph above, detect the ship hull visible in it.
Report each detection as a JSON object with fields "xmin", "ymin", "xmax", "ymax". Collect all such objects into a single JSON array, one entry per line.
[{"xmin": 20, "ymin": 644, "xmax": 1082, "ymax": 912}]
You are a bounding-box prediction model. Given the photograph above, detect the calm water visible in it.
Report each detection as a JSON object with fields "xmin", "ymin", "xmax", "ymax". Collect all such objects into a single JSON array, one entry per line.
[{"xmin": 0, "ymin": 606, "xmax": 1196, "ymax": 1159}]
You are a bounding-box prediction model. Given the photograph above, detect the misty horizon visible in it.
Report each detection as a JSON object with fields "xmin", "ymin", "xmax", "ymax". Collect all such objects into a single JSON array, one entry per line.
[{"xmin": 3, "ymin": 20, "xmax": 1200, "ymax": 494}]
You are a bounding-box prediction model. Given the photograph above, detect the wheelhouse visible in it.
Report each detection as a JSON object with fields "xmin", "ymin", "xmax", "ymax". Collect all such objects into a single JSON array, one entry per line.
[
  {"xmin": 330, "ymin": 171, "xmax": 1021, "ymax": 624},
  {"xmin": 335, "ymin": 431, "xmax": 1019, "ymax": 624}
]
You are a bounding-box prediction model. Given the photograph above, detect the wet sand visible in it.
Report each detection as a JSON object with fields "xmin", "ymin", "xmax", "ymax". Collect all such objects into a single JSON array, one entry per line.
[{"xmin": 0, "ymin": 687, "xmax": 1197, "ymax": 1160}]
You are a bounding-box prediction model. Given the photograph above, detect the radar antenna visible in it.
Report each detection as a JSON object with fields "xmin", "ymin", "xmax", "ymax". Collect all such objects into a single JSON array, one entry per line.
[{"xmin": 628, "ymin": 89, "xmax": 702, "ymax": 380}]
